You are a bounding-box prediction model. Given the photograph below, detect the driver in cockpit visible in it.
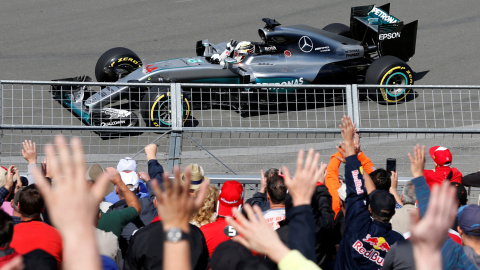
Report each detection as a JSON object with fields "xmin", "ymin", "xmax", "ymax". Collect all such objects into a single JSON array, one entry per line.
[{"xmin": 210, "ymin": 40, "xmax": 278, "ymax": 64}]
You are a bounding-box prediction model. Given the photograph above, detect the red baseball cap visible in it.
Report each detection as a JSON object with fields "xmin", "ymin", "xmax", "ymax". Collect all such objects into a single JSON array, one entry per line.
[
  {"xmin": 217, "ymin": 181, "xmax": 244, "ymax": 217},
  {"xmin": 429, "ymin": 146, "xmax": 453, "ymax": 166}
]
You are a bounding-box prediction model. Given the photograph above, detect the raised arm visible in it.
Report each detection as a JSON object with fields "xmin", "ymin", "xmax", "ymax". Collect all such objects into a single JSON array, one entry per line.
[
  {"xmin": 22, "ymin": 140, "xmax": 38, "ymax": 185},
  {"xmin": 152, "ymin": 166, "xmax": 209, "ymax": 270},
  {"xmin": 33, "ymin": 135, "xmax": 112, "ymax": 270}
]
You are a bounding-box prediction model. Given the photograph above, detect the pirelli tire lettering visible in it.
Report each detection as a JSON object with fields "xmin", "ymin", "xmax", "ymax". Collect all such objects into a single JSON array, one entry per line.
[{"xmin": 109, "ymin": 57, "xmax": 140, "ymax": 67}]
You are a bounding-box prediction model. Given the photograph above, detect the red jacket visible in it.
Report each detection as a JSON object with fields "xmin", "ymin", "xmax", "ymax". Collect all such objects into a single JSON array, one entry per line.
[
  {"xmin": 10, "ymin": 220, "xmax": 63, "ymax": 263},
  {"xmin": 424, "ymin": 166, "xmax": 462, "ymax": 189},
  {"xmin": 200, "ymin": 217, "xmax": 231, "ymax": 257}
]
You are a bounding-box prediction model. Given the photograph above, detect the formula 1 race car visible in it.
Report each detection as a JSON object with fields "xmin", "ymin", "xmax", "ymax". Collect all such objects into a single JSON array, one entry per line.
[{"xmin": 52, "ymin": 3, "xmax": 417, "ymax": 128}]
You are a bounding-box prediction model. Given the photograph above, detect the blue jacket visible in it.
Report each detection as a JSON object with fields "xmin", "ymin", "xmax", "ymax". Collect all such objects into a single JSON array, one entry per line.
[
  {"xmin": 412, "ymin": 176, "xmax": 477, "ymax": 270},
  {"xmin": 334, "ymin": 155, "xmax": 404, "ymax": 270}
]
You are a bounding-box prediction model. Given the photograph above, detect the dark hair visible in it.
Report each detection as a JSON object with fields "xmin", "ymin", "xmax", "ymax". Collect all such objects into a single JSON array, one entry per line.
[
  {"xmin": 369, "ymin": 169, "xmax": 391, "ymax": 191},
  {"xmin": 0, "ymin": 210, "xmax": 14, "ymax": 248},
  {"xmin": 18, "ymin": 185, "xmax": 44, "ymax": 218},
  {"xmin": 264, "ymin": 168, "xmax": 279, "ymax": 182},
  {"xmin": 266, "ymin": 174, "xmax": 287, "ymax": 205},
  {"xmin": 371, "ymin": 210, "xmax": 394, "ymax": 223}
]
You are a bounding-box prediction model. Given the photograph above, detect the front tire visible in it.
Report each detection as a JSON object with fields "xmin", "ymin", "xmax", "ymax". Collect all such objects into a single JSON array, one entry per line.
[
  {"xmin": 140, "ymin": 87, "xmax": 191, "ymax": 127},
  {"xmin": 95, "ymin": 47, "xmax": 142, "ymax": 82},
  {"xmin": 365, "ymin": 56, "xmax": 414, "ymax": 104}
]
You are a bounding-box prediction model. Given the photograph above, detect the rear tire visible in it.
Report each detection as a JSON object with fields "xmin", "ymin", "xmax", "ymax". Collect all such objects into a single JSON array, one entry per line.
[
  {"xmin": 322, "ymin": 23, "xmax": 351, "ymax": 38},
  {"xmin": 140, "ymin": 87, "xmax": 191, "ymax": 127},
  {"xmin": 95, "ymin": 47, "xmax": 142, "ymax": 82},
  {"xmin": 365, "ymin": 56, "xmax": 414, "ymax": 104}
]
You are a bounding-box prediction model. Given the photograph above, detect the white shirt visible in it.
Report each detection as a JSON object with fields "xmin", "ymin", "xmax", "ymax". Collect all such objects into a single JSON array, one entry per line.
[{"xmin": 263, "ymin": 208, "xmax": 286, "ymax": 230}]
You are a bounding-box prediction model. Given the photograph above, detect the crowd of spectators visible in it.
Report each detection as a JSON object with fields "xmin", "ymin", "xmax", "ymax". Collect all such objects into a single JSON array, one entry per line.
[{"xmin": 0, "ymin": 116, "xmax": 479, "ymax": 269}]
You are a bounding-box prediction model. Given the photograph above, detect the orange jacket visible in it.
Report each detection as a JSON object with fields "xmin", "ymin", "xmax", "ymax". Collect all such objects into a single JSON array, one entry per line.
[{"xmin": 325, "ymin": 151, "xmax": 375, "ymax": 219}]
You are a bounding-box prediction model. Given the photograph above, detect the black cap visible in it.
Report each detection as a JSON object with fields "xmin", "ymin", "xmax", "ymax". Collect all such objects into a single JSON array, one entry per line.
[{"xmin": 369, "ymin": 190, "xmax": 396, "ymax": 218}]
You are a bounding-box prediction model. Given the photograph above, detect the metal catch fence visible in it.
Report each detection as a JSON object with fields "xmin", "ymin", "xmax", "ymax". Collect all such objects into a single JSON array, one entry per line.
[{"xmin": 1, "ymin": 81, "xmax": 480, "ymax": 200}]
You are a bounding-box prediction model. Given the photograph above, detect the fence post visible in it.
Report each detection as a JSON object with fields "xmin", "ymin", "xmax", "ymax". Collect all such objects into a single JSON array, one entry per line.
[
  {"xmin": 167, "ymin": 83, "xmax": 184, "ymax": 172},
  {"xmin": 350, "ymin": 84, "xmax": 360, "ymax": 128}
]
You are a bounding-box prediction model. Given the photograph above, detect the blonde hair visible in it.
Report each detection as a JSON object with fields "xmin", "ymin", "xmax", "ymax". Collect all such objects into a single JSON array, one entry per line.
[{"xmin": 190, "ymin": 186, "xmax": 219, "ymax": 227}]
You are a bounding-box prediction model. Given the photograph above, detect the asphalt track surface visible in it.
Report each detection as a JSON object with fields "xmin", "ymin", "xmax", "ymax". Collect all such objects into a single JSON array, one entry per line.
[{"xmin": 2, "ymin": 0, "xmax": 480, "ymax": 177}]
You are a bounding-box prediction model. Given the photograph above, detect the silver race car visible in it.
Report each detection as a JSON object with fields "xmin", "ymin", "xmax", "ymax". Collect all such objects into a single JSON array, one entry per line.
[{"xmin": 52, "ymin": 3, "xmax": 417, "ymax": 128}]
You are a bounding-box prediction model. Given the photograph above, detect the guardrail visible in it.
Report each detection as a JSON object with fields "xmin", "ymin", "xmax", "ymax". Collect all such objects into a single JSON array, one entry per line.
[{"xmin": 1, "ymin": 81, "xmax": 480, "ymax": 202}]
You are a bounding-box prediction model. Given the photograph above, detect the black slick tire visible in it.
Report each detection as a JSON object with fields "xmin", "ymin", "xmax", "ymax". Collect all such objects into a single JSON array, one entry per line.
[
  {"xmin": 365, "ymin": 56, "xmax": 414, "ymax": 104},
  {"xmin": 95, "ymin": 47, "xmax": 142, "ymax": 82}
]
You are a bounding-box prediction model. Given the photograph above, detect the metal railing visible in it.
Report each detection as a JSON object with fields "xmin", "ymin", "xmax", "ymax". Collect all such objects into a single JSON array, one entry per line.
[{"xmin": 1, "ymin": 81, "xmax": 480, "ymax": 201}]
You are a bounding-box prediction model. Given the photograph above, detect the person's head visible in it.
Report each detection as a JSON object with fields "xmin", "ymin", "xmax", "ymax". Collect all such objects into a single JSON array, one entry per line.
[
  {"xmin": 233, "ymin": 41, "xmax": 254, "ymax": 63},
  {"xmin": 401, "ymin": 180, "xmax": 416, "ymax": 205},
  {"xmin": 429, "ymin": 146, "xmax": 452, "ymax": 167},
  {"xmin": 5, "ymin": 176, "xmax": 28, "ymax": 202},
  {"xmin": 0, "ymin": 210, "xmax": 14, "ymax": 248},
  {"xmin": 264, "ymin": 168, "xmax": 279, "ymax": 181},
  {"xmin": 117, "ymin": 157, "xmax": 137, "ymax": 172},
  {"xmin": 18, "ymin": 185, "xmax": 44, "ymax": 219},
  {"xmin": 266, "ymin": 174, "xmax": 287, "ymax": 205},
  {"xmin": 368, "ymin": 190, "xmax": 396, "ymax": 223},
  {"xmin": 11, "ymin": 186, "xmax": 25, "ymax": 213},
  {"xmin": 191, "ymin": 186, "xmax": 219, "ymax": 226},
  {"xmin": 217, "ymin": 181, "xmax": 244, "ymax": 217},
  {"xmin": 450, "ymin": 182, "xmax": 468, "ymax": 207},
  {"xmin": 116, "ymin": 171, "xmax": 140, "ymax": 197},
  {"xmin": 0, "ymin": 166, "xmax": 7, "ymax": 188},
  {"xmin": 182, "ymin": 164, "xmax": 210, "ymax": 194},
  {"xmin": 86, "ymin": 164, "xmax": 104, "ymax": 182},
  {"xmin": 369, "ymin": 169, "xmax": 391, "ymax": 191},
  {"xmin": 457, "ymin": 204, "xmax": 480, "ymax": 242}
]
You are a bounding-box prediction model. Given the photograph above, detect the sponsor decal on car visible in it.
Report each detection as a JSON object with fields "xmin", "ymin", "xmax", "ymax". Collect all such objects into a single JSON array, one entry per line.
[
  {"xmin": 256, "ymin": 77, "xmax": 304, "ymax": 92},
  {"xmin": 100, "ymin": 120, "xmax": 126, "ymax": 126},
  {"xmin": 315, "ymin": 46, "xmax": 330, "ymax": 52},
  {"xmin": 368, "ymin": 6, "xmax": 399, "ymax": 24},
  {"xmin": 187, "ymin": 59, "xmax": 203, "ymax": 64},
  {"xmin": 284, "ymin": 50, "xmax": 292, "ymax": 57},
  {"xmin": 344, "ymin": 49, "xmax": 361, "ymax": 57},
  {"xmin": 298, "ymin": 36, "xmax": 313, "ymax": 53},
  {"xmin": 143, "ymin": 64, "xmax": 158, "ymax": 73},
  {"xmin": 379, "ymin": 32, "xmax": 401, "ymax": 40},
  {"xmin": 102, "ymin": 108, "xmax": 132, "ymax": 118},
  {"xmin": 264, "ymin": 45, "xmax": 277, "ymax": 52}
]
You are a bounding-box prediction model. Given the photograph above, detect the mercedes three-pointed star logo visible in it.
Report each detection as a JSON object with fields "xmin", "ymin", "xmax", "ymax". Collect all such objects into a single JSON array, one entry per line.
[{"xmin": 298, "ymin": 36, "xmax": 313, "ymax": 53}]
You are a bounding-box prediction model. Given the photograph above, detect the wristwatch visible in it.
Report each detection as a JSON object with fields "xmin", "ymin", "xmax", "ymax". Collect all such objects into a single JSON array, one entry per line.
[{"xmin": 164, "ymin": 227, "xmax": 190, "ymax": 243}]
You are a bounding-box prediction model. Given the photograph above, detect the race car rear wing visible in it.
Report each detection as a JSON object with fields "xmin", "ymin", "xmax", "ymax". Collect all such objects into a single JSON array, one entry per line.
[{"xmin": 350, "ymin": 3, "xmax": 418, "ymax": 62}]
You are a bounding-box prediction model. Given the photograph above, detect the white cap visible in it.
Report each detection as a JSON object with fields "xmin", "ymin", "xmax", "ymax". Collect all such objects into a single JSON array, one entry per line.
[
  {"xmin": 117, "ymin": 157, "xmax": 137, "ymax": 172},
  {"xmin": 119, "ymin": 171, "xmax": 139, "ymax": 191}
]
